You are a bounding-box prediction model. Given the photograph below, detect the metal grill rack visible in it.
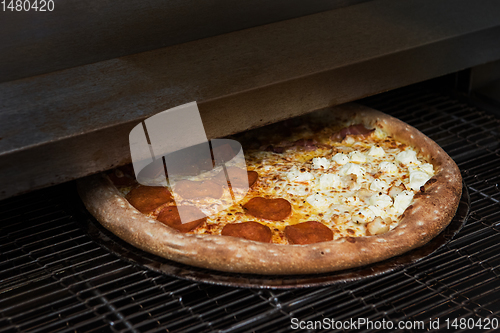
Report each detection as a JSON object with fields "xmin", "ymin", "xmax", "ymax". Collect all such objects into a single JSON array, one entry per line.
[{"xmin": 2, "ymin": 85, "xmax": 500, "ymax": 332}]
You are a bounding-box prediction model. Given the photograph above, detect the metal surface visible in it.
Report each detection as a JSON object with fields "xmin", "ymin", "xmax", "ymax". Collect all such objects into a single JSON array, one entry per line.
[
  {"xmin": 79, "ymin": 183, "xmax": 469, "ymax": 289},
  {"xmin": 2, "ymin": 0, "xmax": 500, "ymax": 200},
  {"xmin": 1, "ymin": 86, "xmax": 500, "ymax": 332},
  {"xmin": 0, "ymin": 0, "xmax": 369, "ymax": 83}
]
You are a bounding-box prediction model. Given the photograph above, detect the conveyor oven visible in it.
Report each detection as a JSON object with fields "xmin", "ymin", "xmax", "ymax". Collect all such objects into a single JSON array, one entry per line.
[{"xmin": 2, "ymin": 1, "xmax": 500, "ymax": 332}]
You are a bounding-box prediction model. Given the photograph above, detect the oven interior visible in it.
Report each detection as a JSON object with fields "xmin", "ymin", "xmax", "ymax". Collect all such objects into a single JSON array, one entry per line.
[{"xmin": 2, "ymin": 79, "xmax": 500, "ymax": 332}]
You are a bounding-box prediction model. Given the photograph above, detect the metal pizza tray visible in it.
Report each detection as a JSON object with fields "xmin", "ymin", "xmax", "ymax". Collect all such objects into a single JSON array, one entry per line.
[{"xmin": 75, "ymin": 182, "xmax": 469, "ymax": 289}]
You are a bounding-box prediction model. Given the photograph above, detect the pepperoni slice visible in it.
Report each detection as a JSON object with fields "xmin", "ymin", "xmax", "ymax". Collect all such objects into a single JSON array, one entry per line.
[
  {"xmin": 332, "ymin": 124, "xmax": 374, "ymax": 141},
  {"xmin": 212, "ymin": 143, "xmax": 235, "ymax": 164},
  {"xmin": 213, "ymin": 167, "xmax": 258, "ymax": 188},
  {"xmin": 243, "ymin": 197, "xmax": 292, "ymax": 221},
  {"xmin": 125, "ymin": 186, "xmax": 174, "ymax": 214},
  {"xmin": 221, "ymin": 222, "xmax": 272, "ymax": 243},
  {"xmin": 173, "ymin": 180, "xmax": 223, "ymax": 199},
  {"xmin": 157, "ymin": 206, "xmax": 206, "ymax": 232},
  {"xmin": 285, "ymin": 221, "xmax": 333, "ymax": 245}
]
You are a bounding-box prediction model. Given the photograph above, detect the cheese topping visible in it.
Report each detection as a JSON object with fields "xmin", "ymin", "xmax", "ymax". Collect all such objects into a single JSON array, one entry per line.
[
  {"xmin": 318, "ymin": 173, "xmax": 342, "ymax": 191},
  {"xmin": 348, "ymin": 151, "xmax": 367, "ymax": 163},
  {"xmin": 332, "ymin": 153, "xmax": 349, "ymax": 165},
  {"xmin": 368, "ymin": 146, "xmax": 385, "ymax": 157},
  {"xmin": 396, "ymin": 149, "xmax": 421, "ymax": 166},
  {"xmin": 370, "ymin": 179, "xmax": 389, "ymax": 192},
  {"xmin": 312, "ymin": 157, "xmax": 331, "ymax": 169},
  {"xmin": 394, "ymin": 190, "xmax": 415, "ymax": 214},
  {"xmin": 136, "ymin": 119, "xmax": 437, "ymax": 244},
  {"xmin": 339, "ymin": 163, "xmax": 365, "ymax": 179},
  {"xmin": 379, "ymin": 161, "xmax": 398, "ymax": 174},
  {"xmin": 287, "ymin": 168, "xmax": 314, "ymax": 182}
]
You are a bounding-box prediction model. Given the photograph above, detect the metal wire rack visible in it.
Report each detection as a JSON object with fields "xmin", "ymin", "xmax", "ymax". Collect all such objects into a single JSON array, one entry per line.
[{"xmin": 1, "ymin": 85, "xmax": 500, "ymax": 332}]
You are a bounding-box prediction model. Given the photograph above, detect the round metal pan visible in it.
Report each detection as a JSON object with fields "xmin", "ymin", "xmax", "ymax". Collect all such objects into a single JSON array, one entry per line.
[{"xmin": 77, "ymin": 182, "xmax": 469, "ymax": 289}]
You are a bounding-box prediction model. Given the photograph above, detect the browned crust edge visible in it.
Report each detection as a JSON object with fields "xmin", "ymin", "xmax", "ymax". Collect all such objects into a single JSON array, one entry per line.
[{"xmin": 77, "ymin": 103, "xmax": 462, "ymax": 275}]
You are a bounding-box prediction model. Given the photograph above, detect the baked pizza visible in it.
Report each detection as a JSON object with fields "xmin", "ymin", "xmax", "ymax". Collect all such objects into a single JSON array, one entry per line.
[{"xmin": 78, "ymin": 104, "xmax": 462, "ymax": 275}]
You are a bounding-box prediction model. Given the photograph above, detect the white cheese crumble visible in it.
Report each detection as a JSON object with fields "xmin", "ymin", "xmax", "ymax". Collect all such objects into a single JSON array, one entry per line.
[
  {"xmin": 332, "ymin": 153, "xmax": 349, "ymax": 165},
  {"xmin": 367, "ymin": 218, "xmax": 389, "ymax": 235},
  {"xmin": 348, "ymin": 151, "xmax": 366, "ymax": 163},
  {"xmin": 343, "ymin": 195, "xmax": 362, "ymax": 206},
  {"xmin": 370, "ymin": 179, "xmax": 389, "ymax": 192},
  {"xmin": 409, "ymin": 170, "xmax": 432, "ymax": 191},
  {"xmin": 393, "ymin": 190, "xmax": 414, "ymax": 215},
  {"xmin": 410, "ymin": 163, "xmax": 434, "ymax": 175},
  {"xmin": 286, "ymin": 183, "xmax": 310, "ymax": 196},
  {"xmin": 420, "ymin": 163, "xmax": 434, "ymax": 174},
  {"xmin": 369, "ymin": 193, "xmax": 393, "ymax": 208},
  {"xmin": 339, "ymin": 163, "xmax": 365, "ymax": 179},
  {"xmin": 367, "ymin": 146, "xmax": 385, "ymax": 157},
  {"xmin": 344, "ymin": 136, "xmax": 355, "ymax": 145},
  {"xmin": 306, "ymin": 194, "xmax": 334, "ymax": 209},
  {"xmin": 379, "ymin": 161, "xmax": 398, "ymax": 173},
  {"xmin": 395, "ymin": 149, "xmax": 421, "ymax": 166},
  {"xmin": 367, "ymin": 205, "xmax": 385, "ymax": 218},
  {"xmin": 312, "ymin": 157, "xmax": 331, "ymax": 169},
  {"xmin": 352, "ymin": 208, "xmax": 375, "ymax": 223},
  {"xmin": 318, "ymin": 173, "xmax": 342, "ymax": 191},
  {"xmin": 287, "ymin": 168, "xmax": 314, "ymax": 182}
]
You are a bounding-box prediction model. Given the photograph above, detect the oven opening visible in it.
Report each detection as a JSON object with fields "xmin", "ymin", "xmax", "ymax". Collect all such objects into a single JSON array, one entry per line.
[{"xmin": 2, "ymin": 78, "xmax": 500, "ymax": 332}]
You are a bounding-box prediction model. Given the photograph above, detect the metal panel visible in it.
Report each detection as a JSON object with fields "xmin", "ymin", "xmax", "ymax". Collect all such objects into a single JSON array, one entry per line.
[
  {"xmin": 2, "ymin": 0, "xmax": 500, "ymax": 199},
  {"xmin": 0, "ymin": 0, "xmax": 368, "ymax": 83}
]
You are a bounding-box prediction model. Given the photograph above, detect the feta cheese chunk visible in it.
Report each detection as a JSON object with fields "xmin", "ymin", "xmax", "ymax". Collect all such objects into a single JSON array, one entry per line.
[
  {"xmin": 348, "ymin": 151, "xmax": 366, "ymax": 163},
  {"xmin": 286, "ymin": 183, "xmax": 310, "ymax": 196},
  {"xmin": 344, "ymin": 136, "xmax": 355, "ymax": 145},
  {"xmin": 343, "ymin": 195, "xmax": 362, "ymax": 206},
  {"xmin": 318, "ymin": 174, "xmax": 342, "ymax": 191},
  {"xmin": 312, "ymin": 157, "xmax": 331, "ymax": 169},
  {"xmin": 332, "ymin": 153, "xmax": 349, "ymax": 165},
  {"xmin": 367, "ymin": 205, "xmax": 384, "ymax": 217},
  {"xmin": 393, "ymin": 190, "xmax": 414, "ymax": 215},
  {"xmin": 352, "ymin": 208, "xmax": 375, "ymax": 224},
  {"xmin": 370, "ymin": 179, "xmax": 389, "ymax": 192},
  {"xmin": 420, "ymin": 163, "xmax": 434, "ymax": 174},
  {"xmin": 379, "ymin": 161, "xmax": 398, "ymax": 173},
  {"xmin": 409, "ymin": 170, "xmax": 432, "ymax": 191},
  {"xmin": 395, "ymin": 149, "xmax": 421, "ymax": 166},
  {"xmin": 367, "ymin": 146, "xmax": 385, "ymax": 157},
  {"xmin": 366, "ymin": 217, "xmax": 390, "ymax": 235},
  {"xmin": 287, "ymin": 168, "xmax": 314, "ymax": 182},
  {"xmin": 306, "ymin": 194, "xmax": 334, "ymax": 209},
  {"xmin": 369, "ymin": 193, "xmax": 393, "ymax": 208},
  {"xmin": 339, "ymin": 163, "xmax": 365, "ymax": 179}
]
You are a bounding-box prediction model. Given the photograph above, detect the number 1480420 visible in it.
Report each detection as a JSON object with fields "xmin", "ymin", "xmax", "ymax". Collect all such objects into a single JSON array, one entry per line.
[{"xmin": 2, "ymin": 0, "xmax": 54, "ymax": 11}]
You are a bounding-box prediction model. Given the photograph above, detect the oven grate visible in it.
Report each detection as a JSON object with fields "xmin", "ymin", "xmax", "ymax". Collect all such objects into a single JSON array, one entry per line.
[{"xmin": 2, "ymin": 85, "xmax": 500, "ymax": 332}]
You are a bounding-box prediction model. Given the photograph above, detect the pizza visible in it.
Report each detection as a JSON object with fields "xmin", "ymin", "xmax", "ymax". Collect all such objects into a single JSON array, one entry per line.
[{"xmin": 78, "ymin": 104, "xmax": 462, "ymax": 275}]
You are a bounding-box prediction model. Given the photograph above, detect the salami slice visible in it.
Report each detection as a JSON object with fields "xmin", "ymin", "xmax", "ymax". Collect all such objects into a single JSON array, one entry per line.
[
  {"xmin": 243, "ymin": 197, "xmax": 292, "ymax": 221},
  {"xmin": 125, "ymin": 185, "xmax": 174, "ymax": 214},
  {"xmin": 157, "ymin": 205, "xmax": 206, "ymax": 232},
  {"xmin": 285, "ymin": 221, "xmax": 333, "ymax": 244},
  {"xmin": 221, "ymin": 222, "xmax": 272, "ymax": 243},
  {"xmin": 332, "ymin": 124, "xmax": 374, "ymax": 141}
]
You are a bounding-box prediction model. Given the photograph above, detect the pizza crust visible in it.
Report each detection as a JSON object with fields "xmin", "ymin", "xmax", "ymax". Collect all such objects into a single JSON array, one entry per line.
[{"xmin": 78, "ymin": 103, "xmax": 462, "ymax": 275}]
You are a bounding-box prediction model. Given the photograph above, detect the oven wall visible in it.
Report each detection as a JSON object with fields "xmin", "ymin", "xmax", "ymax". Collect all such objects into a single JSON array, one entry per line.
[{"xmin": 0, "ymin": 0, "xmax": 368, "ymax": 83}]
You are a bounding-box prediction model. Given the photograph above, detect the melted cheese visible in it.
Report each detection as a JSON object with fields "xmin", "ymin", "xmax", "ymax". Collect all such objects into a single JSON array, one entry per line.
[{"xmin": 136, "ymin": 121, "xmax": 437, "ymax": 244}]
